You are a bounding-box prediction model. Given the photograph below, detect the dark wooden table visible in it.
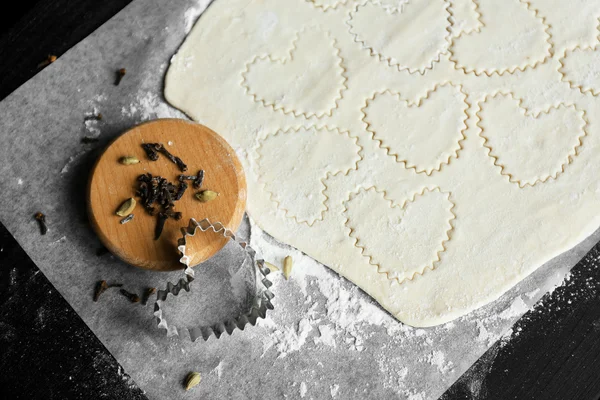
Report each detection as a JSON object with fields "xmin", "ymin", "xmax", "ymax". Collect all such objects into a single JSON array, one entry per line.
[{"xmin": 1, "ymin": 1, "xmax": 599, "ymax": 399}]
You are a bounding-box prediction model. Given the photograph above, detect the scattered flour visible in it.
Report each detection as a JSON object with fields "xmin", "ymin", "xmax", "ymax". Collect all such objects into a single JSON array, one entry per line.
[
  {"xmin": 121, "ymin": 91, "xmax": 186, "ymax": 121},
  {"xmin": 498, "ymin": 296, "xmax": 530, "ymax": 320},
  {"xmin": 246, "ymin": 216, "xmax": 581, "ymax": 398},
  {"xmin": 84, "ymin": 107, "xmax": 101, "ymax": 137},
  {"xmin": 211, "ymin": 361, "xmax": 224, "ymax": 381},
  {"xmin": 423, "ymin": 350, "xmax": 454, "ymax": 375},
  {"xmin": 299, "ymin": 381, "xmax": 307, "ymax": 398},
  {"xmin": 52, "ymin": 236, "xmax": 67, "ymax": 244},
  {"xmin": 274, "ymin": 317, "xmax": 313, "ymax": 358},
  {"xmin": 183, "ymin": 0, "xmax": 212, "ymax": 34},
  {"xmin": 61, "ymin": 150, "xmax": 87, "ymax": 174},
  {"xmin": 314, "ymin": 325, "xmax": 336, "ymax": 348},
  {"xmin": 330, "ymin": 384, "xmax": 339, "ymax": 398}
]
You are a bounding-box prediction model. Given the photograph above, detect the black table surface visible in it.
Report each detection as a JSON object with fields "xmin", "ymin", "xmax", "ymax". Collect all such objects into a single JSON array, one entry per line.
[{"xmin": 1, "ymin": 1, "xmax": 600, "ymax": 399}]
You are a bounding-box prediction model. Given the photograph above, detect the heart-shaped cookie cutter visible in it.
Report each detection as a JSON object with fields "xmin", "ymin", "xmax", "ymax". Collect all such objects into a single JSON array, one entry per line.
[{"xmin": 153, "ymin": 218, "xmax": 275, "ymax": 341}]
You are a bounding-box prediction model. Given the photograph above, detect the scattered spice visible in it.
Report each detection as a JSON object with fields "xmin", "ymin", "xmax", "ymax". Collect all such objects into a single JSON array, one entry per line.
[
  {"xmin": 265, "ymin": 261, "xmax": 280, "ymax": 272},
  {"xmin": 119, "ymin": 288, "xmax": 140, "ymax": 303},
  {"xmin": 93, "ymin": 280, "xmax": 123, "ymax": 302},
  {"xmin": 115, "ymin": 68, "xmax": 127, "ymax": 85},
  {"xmin": 142, "ymin": 287, "xmax": 157, "ymax": 305},
  {"xmin": 84, "ymin": 113, "xmax": 102, "ymax": 121},
  {"xmin": 34, "ymin": 212, "xmax": 48, "ymax": 235},
  {"xmin": 283, "ymin": 256, "xmax": 293, "ymax": 280},
  {"xmin": 37, "ymin": 54, "xmax": 57, "ymax": 69},
  {"xmin": 193, "ymin": 170, "xmax": 204, "ymax": 189},
  {"xmin": 178, "ymin": 174, "xmax": 196, "ymax": 182},
  {"xmin": 141, "ymin": 143, "xmax": 159, "ymax": 161},
  {"xmin": 165, "ymin": 210, "xmax": 182, "ymax": 220},
  {"xmin": 142, "ymin": 143, "xmax": 188, "ymax": 172},
  {"xmin": 195, "ymin": 190, "xmax": 218, "ymax": 203},
  {"xmin": 119, "ymin": 156, "xmax": 140, "ymax": 165},
  {"xmin": 135, "ymin": 173, "xmax": 187, "ymax": 239},
  {"xmin": 120, "ymin": 214, "xmax": 134, "ymax": 224},
  {"xmin": 154, "ymin": 212, "xmax": 168, "ymax": 240},
  {"xmin": 184, "ymin": 372, "xmax": 201, "ymax": 391},
  {"xmin": 94, "ymin": 280, "xmax": 108, "ymax": 302},
  {"xmin": 116, "ymin": 198, "xmax": 136, "ymax": 217},
  {"xmin": 179, "ymin": 170, "xmax": 205, "ymax": 189},
  {"xmin": 174, "ymin": 182, "xmax": 188, "ymax": 201},
  {"xmin": 81, "ymin": 136, "xmax": 100, "ymax": 144}
]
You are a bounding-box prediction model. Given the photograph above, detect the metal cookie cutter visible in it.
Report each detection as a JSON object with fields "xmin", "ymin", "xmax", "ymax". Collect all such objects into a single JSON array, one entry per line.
[{"xmin": 153, "ymin": 218, "xmax": 275, "ymax": 341}]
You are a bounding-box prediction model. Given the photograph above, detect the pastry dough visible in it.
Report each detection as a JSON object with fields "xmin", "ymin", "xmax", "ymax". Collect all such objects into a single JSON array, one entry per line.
[{"xmin": 165, "ymin": 0, "xmax": 600, "ymax": 326}]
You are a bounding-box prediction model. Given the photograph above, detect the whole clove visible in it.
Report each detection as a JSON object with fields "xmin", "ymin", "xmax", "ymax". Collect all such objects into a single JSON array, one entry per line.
[
  {"xmin": 142, "ymin": 287, "xmax": 157, "ymax": 305},
  {"xmin": 142, "ymin": 143, "xmax": 159, "ymax": 161},
  {"xmin": 93, "ymin": 280, "xmax": 123, "ymax": 302},
  {"xmin": 178, "ymin": 174, "xmax": 196, "ymax": 182},
  {"xmin": 34, "ymin": 212, "xmax": 48, "ymax": 235},
  {"xmin": 81, "ymin": 136, "xmax": 100, "ymax": 144},
  {"xmin": 165, "ymin": 210, "xmax": 182, "ymax": 220},
  {"xmin": 155, "ymin": 212, "xmax": 168, "ymax": 240},
  {"xmin": 84, "ymin": 113, "xmax": 102, "ymax": 121},
  {"xmin": 193, "ymin": 170, "xmax": 205, "ymax": 189},
  {"xmin": 174, "ymin": 182, "xmax": 188, "ymax": 201},
  {"xmin": 142, "ymin": 143, "xmax": 187, "ymax": 171},
  {"xmin": 94, "ymin": 280, "xmax": 108, "ymax": 302},
  {"xmin": 119, "ymin": 288, "xmax": 140, "ymax": 303},
  {"xmin": 120, "ymin": 214, "xmax": 134, "ymax": 224},
  {"xmin": 37, "ymin": 54, "xmax": 57, "ymax": 69},
  {"xmin": 115, "ymin": 68, "xmax": 126, "ymax": 85},
  {"xmin": 154, "ymin": 143, "xmax": 187, "ymax": 172}
]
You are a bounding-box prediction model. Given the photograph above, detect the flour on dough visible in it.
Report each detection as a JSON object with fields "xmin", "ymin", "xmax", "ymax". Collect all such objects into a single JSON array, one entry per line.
[{"xmin": 165, "ymin": 0, "xmax": 600, "ymax": 327}]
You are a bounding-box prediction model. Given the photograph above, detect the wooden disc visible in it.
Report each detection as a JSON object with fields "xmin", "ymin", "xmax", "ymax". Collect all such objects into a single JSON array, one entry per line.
[{"xmin": 87, "ymin": 119, "xmax": 247, "ymax": 271}]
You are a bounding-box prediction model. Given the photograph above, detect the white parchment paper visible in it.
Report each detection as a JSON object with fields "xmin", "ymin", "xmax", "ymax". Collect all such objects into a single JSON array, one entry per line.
[{"xmin": 0, "ymin": 0, "xmax": 597, "ymax": 398}]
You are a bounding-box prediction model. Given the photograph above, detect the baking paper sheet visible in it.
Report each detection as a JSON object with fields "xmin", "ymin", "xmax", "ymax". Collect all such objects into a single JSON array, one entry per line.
[{"xmin": 0, "ymin": 0, "xmax": 598, "ymax": 398}]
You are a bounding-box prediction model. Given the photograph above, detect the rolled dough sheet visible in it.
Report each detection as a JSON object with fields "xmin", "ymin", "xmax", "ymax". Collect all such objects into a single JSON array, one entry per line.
[{"xmin": 165, "ymin": 0, "xmax": 600, "ymax": 326}]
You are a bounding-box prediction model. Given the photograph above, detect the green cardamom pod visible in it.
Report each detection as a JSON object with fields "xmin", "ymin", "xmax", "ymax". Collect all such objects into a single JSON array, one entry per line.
[
  {"xmin": 265, "ymin": 261, "xmax": 280, "ymax": 272},
  {"xmin": 119, "ymin": 156, "xmax": 140, "ymax": 165},
  {"xmin": 283, "ymin": 256, "xmax": 293, "ymax": 280},
  {"xmin": 116, "ymin": 198, "xmax": 136, "ymax": 217},
  {"xmin": 195, "ymin": 190, "xmax": 219, "ymax": 203},
  {"xmin": 184, "ymin": 372, "xmax": 201, "ymax": 391}
]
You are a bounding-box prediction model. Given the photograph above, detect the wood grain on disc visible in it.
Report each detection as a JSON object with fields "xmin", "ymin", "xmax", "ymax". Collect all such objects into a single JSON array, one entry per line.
[{"xmin": 87, "ymin": 119, "xmax": 246, "ymax": 271}]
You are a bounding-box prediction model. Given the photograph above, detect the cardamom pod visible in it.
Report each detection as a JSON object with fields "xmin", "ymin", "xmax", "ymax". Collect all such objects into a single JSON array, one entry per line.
[
  {"xmin": 116, "ymin": 198, "xmax": 136, "ymax": 217},
  {"xmin": 184, "ymin": 372, "xmax": 201, "ymax": 391},
  {"xmin": 265, "ymin": 261, "xmax": 280, "ymax": 272},
  {"xmin": 195, "ymin": 190, "xmax": 219, "ymax": 203},
  {"xmin": 119, "ymin": 156, "xmax": 140, "ymax": 165},
  {"xmin": 283, "ymin": 256, "xmax": 293, "ymax": 280}
]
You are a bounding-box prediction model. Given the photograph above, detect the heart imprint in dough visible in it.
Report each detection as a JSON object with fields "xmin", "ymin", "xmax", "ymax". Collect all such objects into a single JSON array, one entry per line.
[
  {"xmin": 347, "ymin": 0, "xmax": 451, "ymax": 73},
  {"xmin": 344, "ymin": 187, "xmax": 455, "ymax": 283},
  {"xmin": 559, "ymin": 46, "xmax": 600, "ymax": 96},
  {"xmin": 242, "ymin": 28, "xmax": 347, "ymax": 119},
  {"xmin": 477, "ymin": 93, "xmax": 587, "ymax": 187},
  {"xmin": 362, "ymin": 83, "xmax": 468, "ymax": 175},
  {"xmin": 256, "ymin": 126, "xmax": 362, "ymax": 225},
  {"xmin": 449, "ymin": 0, "xmax": 551, "ymax": 75},
  {"xmin": 306, "ymin": 0, "xmax": 350, "ymax": 11},
  {"xmin": 448, "ymin": 0, "xmax": 482, "ymax": 36}
]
